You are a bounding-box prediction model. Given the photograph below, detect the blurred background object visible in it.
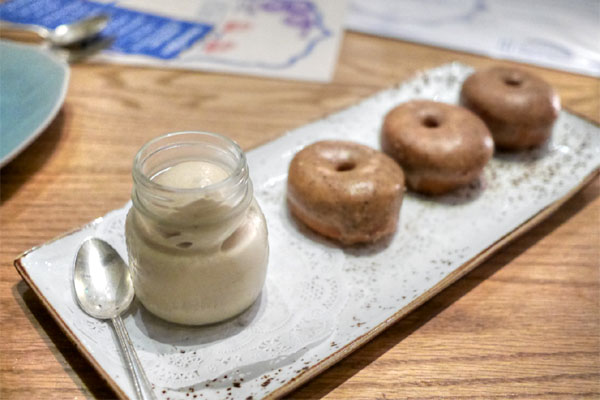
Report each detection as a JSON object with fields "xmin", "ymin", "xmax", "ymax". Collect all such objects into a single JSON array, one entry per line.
[
  {"xmin": 0, "ymin": 0, "xmax": 347, "ymax": 82},
  {"xmin": 0, "ymin": 14, "xmax": 108, "ymax": 47},
  {"xmin": 346, "ymin": 0, "xmax": 600, "ymax": 77}
]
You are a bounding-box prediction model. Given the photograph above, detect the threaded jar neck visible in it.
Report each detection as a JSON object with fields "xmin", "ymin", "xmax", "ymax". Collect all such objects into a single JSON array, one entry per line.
[{"xmin": 131, "ymin": 131, "xmax": 252, "ymax": 226}]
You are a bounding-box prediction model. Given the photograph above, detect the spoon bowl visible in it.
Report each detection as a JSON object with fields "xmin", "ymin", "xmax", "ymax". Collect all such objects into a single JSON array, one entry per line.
[
  {"xmin": 51, "ymin": 15, "xmax": 109, "ymax": 47},
  {"xmin": 73, "ymin": 238, "xmax": 133, "ymax": 320}
]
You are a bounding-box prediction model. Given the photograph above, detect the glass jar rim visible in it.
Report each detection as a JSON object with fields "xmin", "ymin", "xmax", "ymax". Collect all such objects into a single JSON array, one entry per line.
[{"xmin": 132, "ymin": 131, "xmax": 248, "ymax": 195}]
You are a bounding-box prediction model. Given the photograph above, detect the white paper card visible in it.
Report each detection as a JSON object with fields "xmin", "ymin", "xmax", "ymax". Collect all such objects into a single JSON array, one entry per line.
[
  {"xmin": 346, "ymin": 0, "xmax": 600, "ymax": 77},
  {"xmin": 0, "ymin": 0, "xmax": 347, "ymax": 82}
]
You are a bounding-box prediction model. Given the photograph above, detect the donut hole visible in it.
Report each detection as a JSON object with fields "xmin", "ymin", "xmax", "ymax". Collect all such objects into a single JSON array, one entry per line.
[
  {"xmin": 422, "ymin": 115, "xmax": 440, "ymax": 128},
  {"xmin": 503, "ymin": 75, "xmax": 523, "ymax": 87},
  {"xmin": 336, "ymin": 161, "xmax": 356, "ymax": 172}
]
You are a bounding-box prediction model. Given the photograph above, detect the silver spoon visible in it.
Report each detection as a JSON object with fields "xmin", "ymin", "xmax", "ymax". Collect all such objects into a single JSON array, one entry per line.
[
  {"xmin": 0, "ymin": 14, "xmax": 109, "ymax": 47},
  {"xmin": 73, "ymin": 238, "xmax": 156, "ymax": 400}
]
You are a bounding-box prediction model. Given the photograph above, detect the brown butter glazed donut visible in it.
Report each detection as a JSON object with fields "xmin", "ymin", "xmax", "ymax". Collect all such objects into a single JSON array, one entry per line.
[
  {"xmin": 381, "ymin": 100, "xmax": 494, "ymax": 195},
  {"xmin": 287, "ymin": 140, "xmax": 405, "ymax": 245},
  {"xmin": 460, "ymin": 66, "xmax": 561, "ymax": 150}
]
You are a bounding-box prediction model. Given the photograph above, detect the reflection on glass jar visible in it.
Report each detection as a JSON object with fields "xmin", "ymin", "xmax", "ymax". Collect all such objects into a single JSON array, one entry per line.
[{"xmin": 125, "ymin": 132, "xmax": 269, "ymax": 325}]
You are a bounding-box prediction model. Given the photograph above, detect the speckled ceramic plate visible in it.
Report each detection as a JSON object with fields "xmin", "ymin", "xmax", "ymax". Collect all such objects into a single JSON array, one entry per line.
[
  {"xmin": 14, "ymin": 63, "xmax": 600, "ymax": 400},
  {"xmin": 0, "ymin": 40, "xmax": 69, "ymax": 167}
]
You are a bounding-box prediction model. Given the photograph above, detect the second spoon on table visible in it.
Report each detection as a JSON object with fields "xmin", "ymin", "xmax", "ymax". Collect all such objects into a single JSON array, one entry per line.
[{"xmin": 0, "ymin": 14, "xmax": 109, "ymax": 47}]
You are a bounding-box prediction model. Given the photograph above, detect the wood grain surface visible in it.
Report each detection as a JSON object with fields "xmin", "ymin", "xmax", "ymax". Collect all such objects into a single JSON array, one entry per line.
[{"xmin": 1, "ymin": 32, "xmax": 599, "ymax": 399}]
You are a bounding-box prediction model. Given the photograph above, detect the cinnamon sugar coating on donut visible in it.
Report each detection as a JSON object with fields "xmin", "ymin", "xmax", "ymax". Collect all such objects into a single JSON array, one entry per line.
[
  {"xmin": 287, "ymin": 140, "xmax": 405, "ymax": 245},
  {"xmin": 460, "ymin": 66, "xmax": 560, "ymax": 150},
  {"xmin": 381, "ymin": 100, "xmax": 494, "ymax": 195}
]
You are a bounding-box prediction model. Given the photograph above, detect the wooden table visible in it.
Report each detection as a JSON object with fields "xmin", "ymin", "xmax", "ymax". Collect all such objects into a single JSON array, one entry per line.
[{"xmin": 1, "ymin": 32, "xmax": 599, "ymax": 399}]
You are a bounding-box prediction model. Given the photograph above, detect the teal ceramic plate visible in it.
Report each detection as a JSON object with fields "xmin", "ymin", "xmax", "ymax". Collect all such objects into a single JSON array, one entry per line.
[{"xmin": 0, "ymin": 40, "xmax": 69, "ymax": 167}]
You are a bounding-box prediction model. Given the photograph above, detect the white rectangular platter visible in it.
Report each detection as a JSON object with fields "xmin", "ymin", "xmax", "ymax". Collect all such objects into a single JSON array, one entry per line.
[{"xmin": 15, "ymin": 63, "xmax": 600, "ymax": 400}]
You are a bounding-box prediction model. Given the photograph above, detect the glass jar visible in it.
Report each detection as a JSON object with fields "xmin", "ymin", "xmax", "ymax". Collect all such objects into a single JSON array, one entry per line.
[{"xmin": 125, "ymin": 132, "xmax": 269, "ymax": 325}]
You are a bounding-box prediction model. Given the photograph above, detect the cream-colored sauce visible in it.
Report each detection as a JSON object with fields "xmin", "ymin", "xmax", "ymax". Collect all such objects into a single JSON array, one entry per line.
[
  {"xmin": 152, "ymin": 160, "xmax": 229, "ymax": 189},
  {"xmin": 126, "ymin": 160, "xmax": 268, "ymax": 325}
]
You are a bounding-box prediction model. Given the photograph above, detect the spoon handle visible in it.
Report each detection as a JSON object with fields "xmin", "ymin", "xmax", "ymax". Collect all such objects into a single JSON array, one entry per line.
[
  {"xmin": 112, "ymin": 316, "xmax": 157, "ymax": 400},
  {"xmin": 0, "ymin": 21, "xmax": 50, "ymax": 40}
]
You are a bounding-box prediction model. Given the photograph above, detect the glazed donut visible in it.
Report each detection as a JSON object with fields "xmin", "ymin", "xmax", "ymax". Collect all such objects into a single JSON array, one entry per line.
[
  {"xmin": 460, "ymin": 66, "xmax": 560, "ymax": 150},
  {"xmin": 287, "ymin": 140, "xmax": 405, "ymax": 245},
  {"xmin": 381, "ymin": 100, "xmax": 494, "ymax": 195}
]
